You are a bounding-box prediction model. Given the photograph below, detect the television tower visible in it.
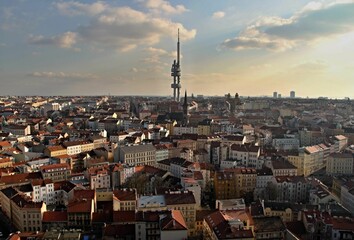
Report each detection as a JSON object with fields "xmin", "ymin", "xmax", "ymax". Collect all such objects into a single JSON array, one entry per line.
[{"xmin": 171, "ymin": 29, "xmax": 181, "ymax": 102}]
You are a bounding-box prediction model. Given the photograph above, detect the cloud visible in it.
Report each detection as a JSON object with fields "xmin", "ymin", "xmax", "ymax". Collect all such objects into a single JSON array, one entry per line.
[
  {"xmin": 28, "ymin": 32, "xmax": 77, "ymax": 49},
  {"xmin": 27, "ymin": 71, "xmax": 98, "ymax": 80},
  {"xmin": 144, "ymin": 0, "xmax": 188, "ymax": 14},
  {"xmin": 212, "ymin": 11, "xmax": 225, "ymax": 19},
  {"xmin": 221, "ymin": 1, "xmax": 354, "ymax": 51},
  {"xmin": 55, "ymin": 1, "xmax": 107, "ymax": 16},
  {"xmin": 44, "ymin": 3, "xmax": 196, "ymax": 52},
  {"xmin": 130, "ymin": 67, "xmax": 138, "ymax": 73},
  {"xmin": 291, "ymin": 60, "xmax": 329, "ymax": 73}
]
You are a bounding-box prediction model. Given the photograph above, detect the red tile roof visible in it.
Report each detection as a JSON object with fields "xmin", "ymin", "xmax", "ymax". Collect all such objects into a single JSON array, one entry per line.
[
  {"xmin": 67, "ymin": 198, "xmax": 93, "ymax": 213},
  {"xmin": 113, "ymin": 189, "xmax": 136, "ymax": 201},
  {"xmin": 42, "ymin": 211, "xmax": 68, "ymax": 222}
]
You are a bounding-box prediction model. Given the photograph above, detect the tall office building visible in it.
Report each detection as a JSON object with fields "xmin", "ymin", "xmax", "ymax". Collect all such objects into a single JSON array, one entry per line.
[
  {"xmin": 290, "ymin": 91, "xmax": 295, "ymax": 98},
  {"xmin": 273, "ymin": 92, "xmax": 277, "ymax": 98}
]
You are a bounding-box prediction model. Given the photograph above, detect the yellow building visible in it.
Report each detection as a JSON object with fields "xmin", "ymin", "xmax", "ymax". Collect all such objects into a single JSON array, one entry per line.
[
  {"xmin": 197, "ymin": 119, "xmax": 213, "ymax": 136},
  {"xmin": 0, "ymin": 187, "xmax": 18, "ymax": 220},
  {"xmin": 44, "ymin": 145, "xmax": 67, "ymax": 157},
  {"xmin": 165, "ymin": 191, "xmax": 197, "ymax": 236},
  {"xmin": 227, "ymin": 168, "xmax": 257, "ymax": 198},
  {"xmin": 263, "ymin": 202, "xmax": 293, "ymax": 222},
  {"xmin": 11, "ymin": 193, "xmax": 47, "ymax": 232},
  {"xmin": 0, "ymin": 157, "xmax": 13, "ymax": 168},
  {"xmin": 113, "ymin": 189, "xmax": 137, "ymax": 211},
  {"xmin": 288, "ymin": 144, "xmax": 329, "ymax": 177}
]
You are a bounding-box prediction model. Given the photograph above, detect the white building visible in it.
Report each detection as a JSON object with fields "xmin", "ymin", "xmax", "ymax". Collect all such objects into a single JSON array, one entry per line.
[
  {"xmin": 31, "ymin": 179, "xmax": 55, "ymax": 205},
  {"xmin": 229, "ymin": 144, "xmax": 260, "ymax": 167}
]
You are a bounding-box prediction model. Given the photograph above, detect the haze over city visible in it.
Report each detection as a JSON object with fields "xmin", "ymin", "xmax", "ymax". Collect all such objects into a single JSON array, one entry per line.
[{"xmin": 1, "ymin": 0, "xmax": 354, "ymax": 98}]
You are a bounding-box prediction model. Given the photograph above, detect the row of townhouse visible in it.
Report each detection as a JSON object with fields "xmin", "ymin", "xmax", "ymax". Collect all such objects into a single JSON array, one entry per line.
[
  {"xmin": 44, "ymin": 139, "xmax": 106, "ymax": 157},
  {"xmin": 0, "ymin": 179, "xmax": 80, "ymax": 232}
]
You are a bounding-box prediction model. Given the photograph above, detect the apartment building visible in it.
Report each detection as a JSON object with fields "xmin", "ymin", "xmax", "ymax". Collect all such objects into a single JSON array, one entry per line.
[
  {"xmin": 87, "ymin": 166, "xmax": 111, "ymax": 190},
  {"xmin": 113, "ymin": 189, "xmax": 137, "ymax": 211},
  {"xmin": 11, "ymin": 193, "xmax": 47, "ymax": 232},
  {"xmin": 288, "ymin": 144, "xmax": 329, "ymax": 176},
  {"xmin": 118, "ymin": 144, "xmax": 156, "ymax": 166},
  {"xmin": 40, "ymin": 163, "xmax": 71, "ymax": 182},
  {"xmin": 326, "ymin": 153, "xmax": 353, "ymax": 175},
  {"xmin": 31, "ymin": 179, "xmax": 55, "ymax": 205},
  {"xmin": 164, "ymin": 190, "xmax": 197, "ymax": 236},
  {"xmin": 203, "ymin": 210, "xmax": 254, "ymax": 240},
  {"xmin": 229, "ymin": 144, "xmax": 260, "ymax": 167},
  {"xmin": 275, "ymin": 176, "xmax": 311, "ymax": 202},
  {"xmin": 67, "ymin": 198, "xmax": 95, "ymax": 230}
]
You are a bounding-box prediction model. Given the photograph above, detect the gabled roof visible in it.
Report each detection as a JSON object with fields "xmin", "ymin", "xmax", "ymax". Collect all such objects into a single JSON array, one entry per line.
[{"xmin": 160, "ymin": 210, "xmax": 187, "ymax": 231}]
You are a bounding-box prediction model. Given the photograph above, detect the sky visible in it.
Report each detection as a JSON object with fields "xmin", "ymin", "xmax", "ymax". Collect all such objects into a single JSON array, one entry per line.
[{"xmin": 1, "ymin": 0, "xmax": 354, "ymax": 98}]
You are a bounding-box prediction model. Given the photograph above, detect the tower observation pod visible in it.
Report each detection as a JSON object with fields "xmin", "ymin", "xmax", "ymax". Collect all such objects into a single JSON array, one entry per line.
[{"xmin": 171, "ymin": 29, "xmax": 181, "ymax": 102}]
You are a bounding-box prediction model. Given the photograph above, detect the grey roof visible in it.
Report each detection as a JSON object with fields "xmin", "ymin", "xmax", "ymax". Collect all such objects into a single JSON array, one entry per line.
[{"xmin": 120, "ymin": 144, "xmax": 156, "ymax": 154}]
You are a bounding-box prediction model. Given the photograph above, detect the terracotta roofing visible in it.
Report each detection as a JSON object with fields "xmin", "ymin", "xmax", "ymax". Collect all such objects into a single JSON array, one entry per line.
[
  {"xmin": 40, "ymin": 163, "xmax": 70, "ymax": 172},
  {"xmin": 225, "ymin": 168, "xmax": 257, "ymax": 175},
  {"xmin": 332, "ymin": 217, "xmax": 354, "ymax": 231},
  {"xmin": 196, "ymin": 209, "xmax": 217, "ymax": 222},
  {"xmin": 231, "ymin": 144, "xmax": 260, "ymax": 153},
  {"xmin": 160, "ymin": 210, "xmax": 187, "ymax": 231},
  {"xmin": 46, "ymin": 145, "xmax": 65, "ymax": 152},
  {"xmin": 103, "ymin": 224, "xmax": 135, "ymax": 238},
  {"xmin": 164, "ymin": 190, "xmax": 196, "ymax": 205},
  {"xmin": 0, "ymin": 141, "xmax": 12, "ymax": 147},
  {"xmin": 74, "ymin": 189, "xmax": 95, "ymax": 200},
  {"xmin": 53, "ymin": 180, "xmax": 76, "ymax": 192},
  {"xmin": 271, "ymin": 160, "xmax": 297, "ymax": 169},
  {"xmin": 93, "ymin": 212, "xmax": 112, "ymax": 223},
  {"xmin": 42, "ymin": 211, "xmax": 68, "ymax": 222},
  {"xmin": 205, "ymin": 210, "xmax": 254, "ymax": 239},
  {"xmin": 0, "ymin": 172, "xmax": 42, "ymax": 185},
  {"xmin": 67, "ymin": 198, "xmax": 93, "ymax": 213},
  {"xmin": 113, "ymin": 189, "xmax": 136, "ymax": 201},
  {"xmin": 113, "ymin": 210, "xmax": 136, "ymax": 223},
  {"xmin": 136, "ymin": 211, "xmax": 160, "ymax": 222}
]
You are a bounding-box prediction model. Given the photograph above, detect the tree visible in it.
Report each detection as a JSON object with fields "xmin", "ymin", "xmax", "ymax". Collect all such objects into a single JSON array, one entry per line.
[{"xmin": 265, "ymin": 182, "xmax": 278, "ymax": 201}]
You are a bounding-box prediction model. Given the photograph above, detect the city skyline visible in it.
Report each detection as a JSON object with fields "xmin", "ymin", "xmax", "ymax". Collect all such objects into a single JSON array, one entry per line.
[{"xmin": 1, "ymin": 0, "xmax": 354, "ymax": 98}]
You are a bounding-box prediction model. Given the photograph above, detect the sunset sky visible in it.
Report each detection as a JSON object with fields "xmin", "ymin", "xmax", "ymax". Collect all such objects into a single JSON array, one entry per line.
[{"xmin": 1, "ymin": 0, "xmax": 354, "ymax": 98}]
